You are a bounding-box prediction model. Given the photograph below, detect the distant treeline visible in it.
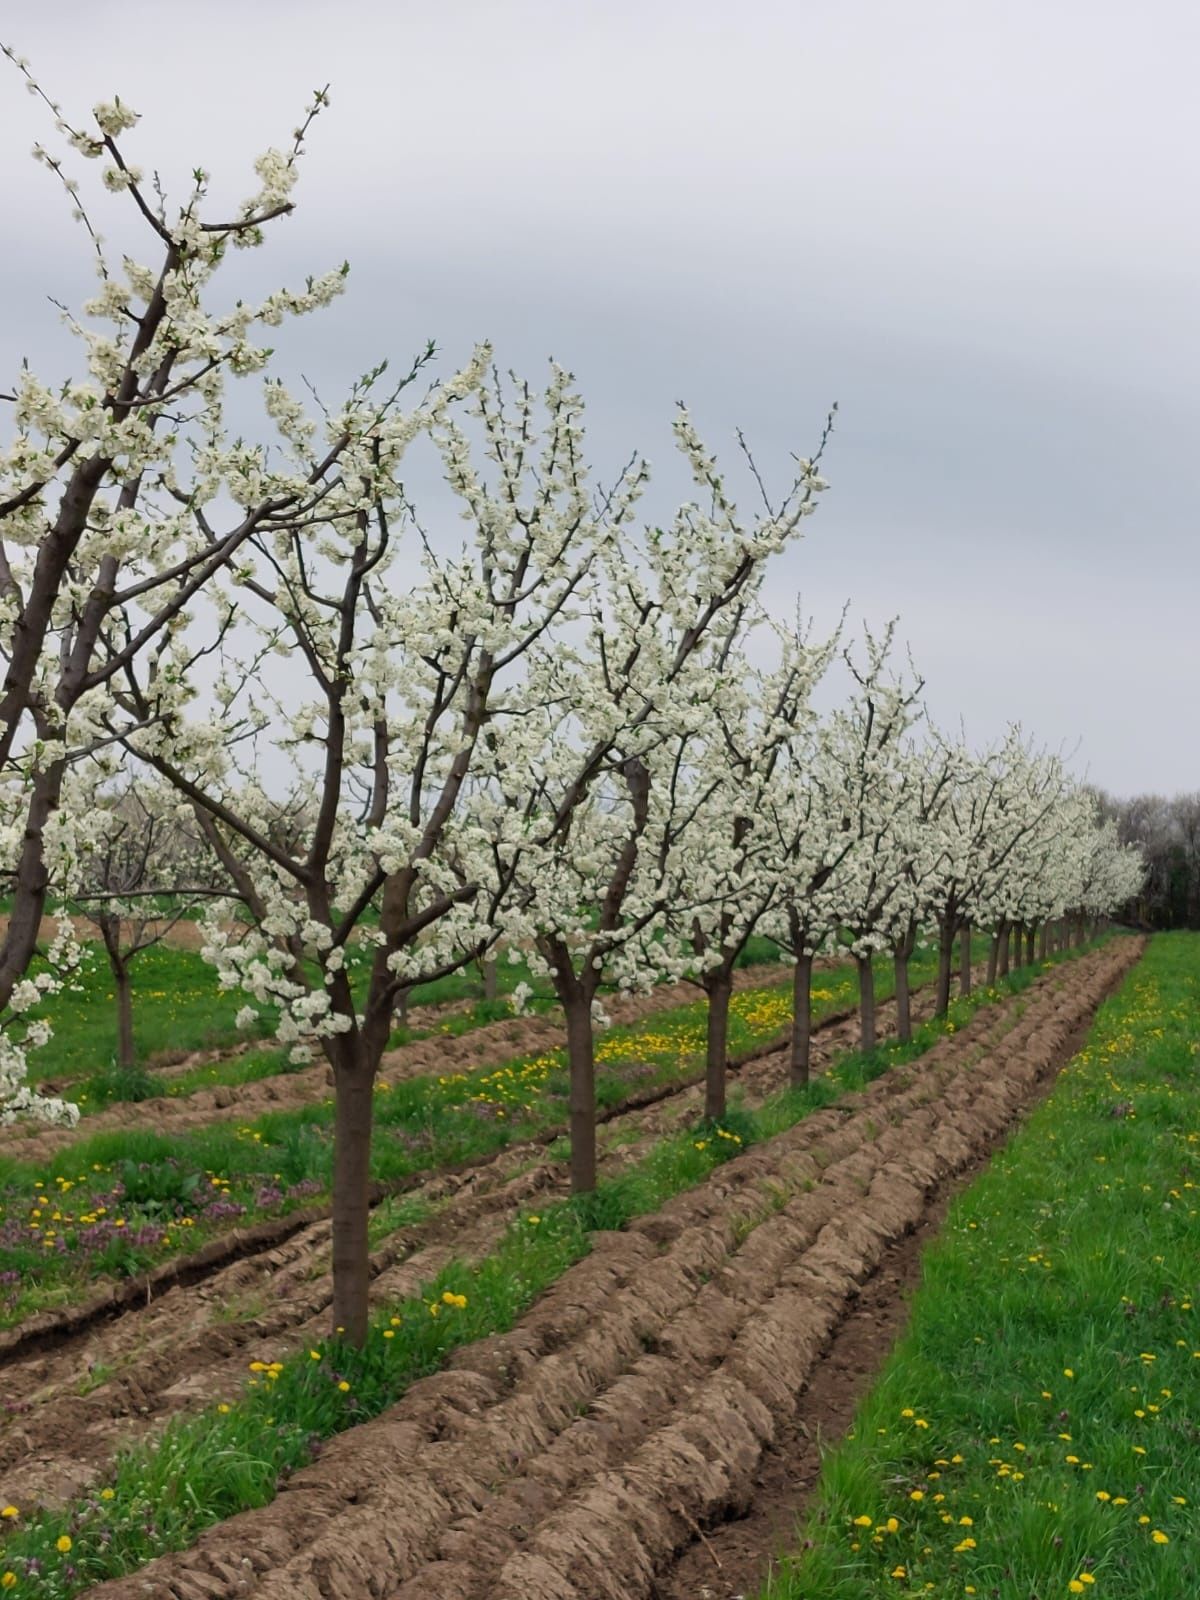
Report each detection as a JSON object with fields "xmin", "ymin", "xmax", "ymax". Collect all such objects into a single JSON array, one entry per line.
[{"xmin": 1096, "ymin": 791, "xmax": 1200, "ymax": 929}]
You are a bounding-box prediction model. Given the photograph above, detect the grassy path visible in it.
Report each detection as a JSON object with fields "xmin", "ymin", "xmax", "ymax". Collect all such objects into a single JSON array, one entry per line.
[{"xmin": 757, "ymin": 930, "xmax": 1199, "ymax": 1600}]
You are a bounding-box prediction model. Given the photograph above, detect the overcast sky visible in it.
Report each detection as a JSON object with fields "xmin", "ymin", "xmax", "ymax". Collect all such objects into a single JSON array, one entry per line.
[{"xmin": 2, "ymin": 0, "xmax": 1196, "ymax": 794}]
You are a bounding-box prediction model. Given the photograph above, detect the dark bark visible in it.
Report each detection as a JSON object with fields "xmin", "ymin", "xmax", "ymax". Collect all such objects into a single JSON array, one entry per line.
[
  {"xmin": 0, "ymin": 764, "xmax": 64, "ymax": 1009},
  {"xmin": 1010, "ymin": 924, "xmax": 1023, "ymax": 971},
  {"xmin": 114, "ymin": 963, "xmax": 136, "ymax": 1070},
  {"xmin": 330, "ymin": 1048, "xmax": 376, "ymax": 1344},
  {"xmin": 986, "ymin": 931, "xmax": 1000, "ymax": 985},
  {"xmin": 482, "ymin": 957, "xmax": 499, "ymax": 1002},
  {"xmin": 893, "ymin": 951, "xmax": 912, "ymax": 1044},
  {"xmin": 857, "ymin": 953, "xmax": 877, "ymax": 1052},
  {"xmin": 563, "ymin": 990, "xmax": 597, "ymax": 1194},
  {"xmin": 997, "ymin": 924, "xmax": 1010, "ymax": 978},
  {"xmin": 934, "ymin": 918, "xmax": 955, "ymax": 1016},
  {"xmin": 704, "ymin": 968, "xmax": 733, "ymax": 1121},
  {"xmin": 1025, "ymin": 925, "xmax": 1036, "ymax": 965},
  {"xmin": 789, "ymin": 949, "xmax": 814, "ymax": 1086},
  {"xmin": 892, "ymin": 922, "xmax": 917, "ymax": 1044},
  {"xmin": 1038, "ymin": 922, "xmax": 1049, "ymax": 960},
  {"xmin": 96, "ymin": 911, "xmax": 136, "ymax": 1068},
  {"xmin": 958, "ymin": 922, "xmax": 972, "ymax": 996}
]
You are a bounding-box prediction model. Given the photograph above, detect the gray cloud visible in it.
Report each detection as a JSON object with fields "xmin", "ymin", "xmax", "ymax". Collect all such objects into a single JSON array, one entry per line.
[{"xmin": 2, "ymin": 0, "xmax": 1196, "ymax": 790}]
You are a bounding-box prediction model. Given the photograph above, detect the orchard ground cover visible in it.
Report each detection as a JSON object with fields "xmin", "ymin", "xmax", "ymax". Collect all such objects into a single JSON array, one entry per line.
[
  {"xmin": 0, "ymin": 940, "xmax": 1113, "ymax": 1598},
  {"xmin": 17, "ymin": 939, "xmax": 555, "ymax": 1096},
  {"xmin": 16, "ymin": 932, "xmax": 786, "ymax": 1108},
  {"xmin": 756, "ymin": 930, "xmax": 1199, "ymax": 1600}
]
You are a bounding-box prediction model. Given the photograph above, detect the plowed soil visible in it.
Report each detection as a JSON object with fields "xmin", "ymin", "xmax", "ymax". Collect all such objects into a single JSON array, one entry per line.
[
  {"xmin": 2, "ymin": 940, "xmax": 1140, "ymax": 1598},
  {"xmin": 0, "ymin": 964, "xmax": 797, "ymax": 1165}
]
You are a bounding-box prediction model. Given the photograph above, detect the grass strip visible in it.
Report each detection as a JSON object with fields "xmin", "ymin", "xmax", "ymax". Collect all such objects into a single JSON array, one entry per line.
[
  {"xmin": 755, "ymin": 930, "xmax": 1197, "ymax": 1600},
  {"xmin": 27, "ymin": 933, "xmax": 787, "ymax": 1096},
  {"xmin": 0, "ymin": 941, "xmax": 1104, "ymax": 1597}
]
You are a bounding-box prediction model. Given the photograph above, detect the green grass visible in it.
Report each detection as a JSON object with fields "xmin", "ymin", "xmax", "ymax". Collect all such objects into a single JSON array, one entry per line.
[
  {"xmin": 0, "ymin": 937, "xmax": 1074, "ymax": 1598},
  {"xmin": 22, "ymin": 944, "xmax": 279, "ymax": 1086},
  {"xmin": 756, "ymin": 930, "xmax": 1198, "ymax": 1600},
  {"xmin": 24, "ymin": 935, "xmax": 789, "ymax": 1107}
]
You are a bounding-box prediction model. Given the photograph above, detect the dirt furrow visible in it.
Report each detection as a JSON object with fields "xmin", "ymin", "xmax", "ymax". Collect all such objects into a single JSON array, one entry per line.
[
  {"xmin": 0, "ymin": 968, "xmax": 965, "ymax": 1516},
  {"xmin": 75, "ymin": 939, "xmax": 1138, "ymax": 1600}
]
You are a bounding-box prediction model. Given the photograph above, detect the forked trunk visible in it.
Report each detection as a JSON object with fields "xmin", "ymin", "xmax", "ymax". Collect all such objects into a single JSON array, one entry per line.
[
  {"xmin": 893, "ymin": 951, "xmax": 912, "ymax": 1044},
  {"xmin": 114, "ymin": 963, "xmax": 135, "ymax": 1070},
  {"xmin": 563, "ymin": 992, "xmax": 597, "ymax": 1194},
  {"xmin": 857, "ymin": 953, "xmax": 877, "ymax": 1052},
  {"xmin": 789, "ymin": 949, "xmax": 814, "ymax": 1086},
  {"xmin": 958, "ymin": 922, "xmax": 972, "ymax": 996},
  {"xmin": 330, "ymin": 1052, "xmax": 377, "ymax": 1344},
  {"xmin": 704, "ymin": 968, "xmax": 733, "ymax": 1122}
]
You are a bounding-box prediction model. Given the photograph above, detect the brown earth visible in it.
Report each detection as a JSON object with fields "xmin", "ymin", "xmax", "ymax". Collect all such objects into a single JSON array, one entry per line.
[
  {"xmin": 0, "ymin": 963, "xmax": 798, "ymax": 1165},
  {"xmin": 6, "ymin": 940, "xmax": 1140, "ymax": 1597},
  {"xmin": 0, "ymin": 914, "xmax": 221, "ymax": 954}
]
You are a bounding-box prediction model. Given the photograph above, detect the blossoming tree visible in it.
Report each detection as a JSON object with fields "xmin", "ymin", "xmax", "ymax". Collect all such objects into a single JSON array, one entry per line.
[
  {"xmin": 490, "ymin": 414, "xmax": 833, "ymax": 1184},
  {"xmin": 0, "ymin": 56, "xmax": 357, "ymax": 1121}
]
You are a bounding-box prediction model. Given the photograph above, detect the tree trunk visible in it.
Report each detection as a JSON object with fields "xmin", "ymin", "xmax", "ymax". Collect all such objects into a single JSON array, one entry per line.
[
  {"xmin": 958, "ymin": 923, "xmax": 972, "ymax": 996},
  {"xmin": 893, "ymin": 951, "xmax": 912, "ymax": 1044},
  {"xmin": 394, "ymin": 989, "xmax": 409, "ymax": 1027},
  {"xmin": 482, "ymin": 957, "xmax": 499, "ymax": 1002},
  {"xmin": 1038, "ymin": 922, "xmax": 1049, "ymax": 961},
  {"xmin": 789, "ymin": 950, "xmax": 814, "ymax": 1086},
  {"xmin": 563, "ymin": 992, "xmax": 597, "ymax": 1194},
  {"xmin": 114, "ymin": 962, "xmax": 135, "ymax": 1070},
  {"xmin": 1011, "ymin": 924, "xmax": 1023, "ymax": 970},
  {"xmin": 1025, "ymin": 925, "xmax": 1036, "ymax": 965},
  {"xmin": 997, "ymin": 924, "xmax": 1010, "ymax": 978},
  {"xmin": 330, "ymin": 1053, "xmax": 377, "ymax": 1344},
  {"xmin": 986, "ymin": 931, "xmax": 1000, "ymax": 985},
  {"xmin": 934, "ymin": 919, "xmax": 955, "ymax": 1016},
  {"xmin": 857, "ymin": 953, "xmax": 877, "ymax": 1052},
  {"xmin": 704, "ymin": 969, "xmax": 733, "ymax": 1121}
]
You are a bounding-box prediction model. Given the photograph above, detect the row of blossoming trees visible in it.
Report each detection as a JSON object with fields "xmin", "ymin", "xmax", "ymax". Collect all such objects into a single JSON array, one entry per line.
[{"xmin": 0, "ymin": 71, "xmax": 1143, "ymax": 1339}]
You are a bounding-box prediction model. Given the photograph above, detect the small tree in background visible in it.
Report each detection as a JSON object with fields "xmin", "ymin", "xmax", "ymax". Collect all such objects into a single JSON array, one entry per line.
[{"xmin": 70, "ymin": 785, "xmax": 225, "ymax": 1071}]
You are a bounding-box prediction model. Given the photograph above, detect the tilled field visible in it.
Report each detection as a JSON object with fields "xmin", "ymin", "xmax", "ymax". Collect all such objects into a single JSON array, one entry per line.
[
  {"xmin": 0, "ymin": 960, "xmax": 940, "ymax": 1514},
  {"xmin": 21, "ymin": 937, "xmax": 1137, "ymax": 1600}
]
